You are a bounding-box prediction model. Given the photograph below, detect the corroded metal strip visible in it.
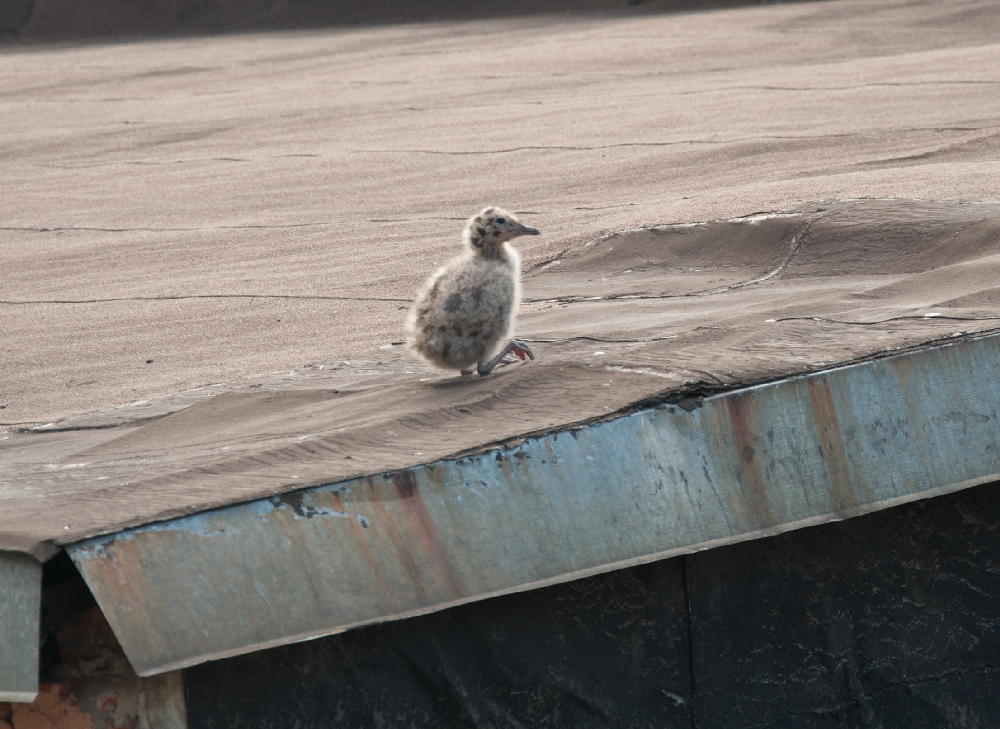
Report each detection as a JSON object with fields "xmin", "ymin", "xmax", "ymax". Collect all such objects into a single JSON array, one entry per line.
[
  {"xmin": 0, "ymin": 551, "xmax": 40, "ymax": 702},
  {"xmin": 70, "ymin": 334, "xmax": 1000, "ymax": 676}
]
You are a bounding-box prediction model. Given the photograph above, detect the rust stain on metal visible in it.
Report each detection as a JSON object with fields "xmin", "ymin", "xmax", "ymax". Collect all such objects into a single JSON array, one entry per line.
[
  {"xmin": 331, "ymin": 488, "xmax": 396, "ymax": 611},
  {"xmin": 724, "ymin": 394, "xmax": 775, "ymax": 526},
  {"xmin": 363, "ymin": 476, "xmax": 430, "ymax": 605},
  {"xmin": 81, "ymin": 550, "xmax": 161, "ymax": 656},
  {"xmin": 887, "ymin": 354, "xmax": 925, "ymax": 443},
  {"xmin": 806, "ymin": 375, "xmax": 859, "ymax": 509},
  {"xmin": 391, "ymin": 471, "xmax": 464, "ymax": 600}
]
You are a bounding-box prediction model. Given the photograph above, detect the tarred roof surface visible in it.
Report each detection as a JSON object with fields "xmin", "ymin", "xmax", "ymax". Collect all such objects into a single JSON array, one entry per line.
[{"xmin": 2, "ymin": 0, "xmax": 1000, "ymax": 557}]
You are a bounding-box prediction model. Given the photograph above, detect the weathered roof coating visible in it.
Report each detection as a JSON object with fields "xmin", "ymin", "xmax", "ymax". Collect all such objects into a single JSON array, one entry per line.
[
  {"xmin": 70, "ymin": 332, "xmax": 1000, "ymax": 675},
  {"xmin": 0, "ymin": 552, "xmax": 40, "ymax": 702},
  {"xmin": 3, "ymin": 0, "xmax": 1000, "ymax": 430}
]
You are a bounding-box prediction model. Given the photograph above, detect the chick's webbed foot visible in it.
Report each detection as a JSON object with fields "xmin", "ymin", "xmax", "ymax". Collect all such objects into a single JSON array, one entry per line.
[
  {"xmin": 476, "ymin": 340, "xmax": 535, "ymax": 376},
  {"xmin": 499, "ymin": 341, "xmax": 533, "ymax": 365}
]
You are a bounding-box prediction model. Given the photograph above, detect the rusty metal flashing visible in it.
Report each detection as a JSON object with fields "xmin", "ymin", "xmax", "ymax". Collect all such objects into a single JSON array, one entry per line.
[
  {"xmin": 69, "ymin": 333, "xmax": 1000, "ymax": 677},
  {"xmin": 0, "ymin": 551, "xmax": 40, "ymax": 702}
]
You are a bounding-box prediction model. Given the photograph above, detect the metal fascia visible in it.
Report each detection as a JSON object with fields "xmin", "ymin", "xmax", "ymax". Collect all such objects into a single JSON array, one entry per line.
[
  {"xmin": 68, "ymin": 333, "xmax": 1000, "ymax": 676},
  {"xmin": 0, "ymin": 551, "xmax": 40, "ymax": 702}
]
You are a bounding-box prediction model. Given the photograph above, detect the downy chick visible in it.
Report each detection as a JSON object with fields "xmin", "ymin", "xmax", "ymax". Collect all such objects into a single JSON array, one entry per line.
[{"xmin": 408, "ymin": 206, "xmax": 539, "ymax": 376}]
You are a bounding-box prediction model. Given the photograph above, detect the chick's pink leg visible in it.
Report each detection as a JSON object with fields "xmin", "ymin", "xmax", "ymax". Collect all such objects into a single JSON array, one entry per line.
[{"xmin": 476, "ymin": 340, "xmax": 535, "ymax": 376}]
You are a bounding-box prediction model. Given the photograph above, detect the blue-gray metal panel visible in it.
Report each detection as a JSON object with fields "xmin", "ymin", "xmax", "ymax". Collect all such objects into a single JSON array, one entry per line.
[
  {"xmin": 0, "ymin": 551, "xmax": 40, "ymax": 702},
  {"xmin": 70, "ymin": 334, "xmax": 1000, "ymax": 676}
]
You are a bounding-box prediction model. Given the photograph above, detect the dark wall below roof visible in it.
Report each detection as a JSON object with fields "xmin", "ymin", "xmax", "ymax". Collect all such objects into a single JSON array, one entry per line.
[{"xmin": 184, "ymin": 479, "xmax": 1000, "ymax": 728}]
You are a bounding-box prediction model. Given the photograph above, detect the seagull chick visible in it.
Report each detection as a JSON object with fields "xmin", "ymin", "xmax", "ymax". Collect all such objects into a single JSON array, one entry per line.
[{"xmin": 407, "ymin": 206, "xmax": 540, "ymax": 376}]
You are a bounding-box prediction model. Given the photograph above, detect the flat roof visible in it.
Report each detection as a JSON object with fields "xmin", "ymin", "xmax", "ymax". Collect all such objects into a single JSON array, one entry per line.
[
  {"xmin": 3, "ymin": 198, "xmax": 1000, "ymax": 557},
  {"xmin": 2, "ymin": 0, "xmax": 999, "ymax": 430}
]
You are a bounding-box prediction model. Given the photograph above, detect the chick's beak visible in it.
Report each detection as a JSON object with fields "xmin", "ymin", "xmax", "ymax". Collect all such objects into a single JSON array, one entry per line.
[{"xmin": 511, "ymin": 222, "xmax": 540, "ymax": 236}]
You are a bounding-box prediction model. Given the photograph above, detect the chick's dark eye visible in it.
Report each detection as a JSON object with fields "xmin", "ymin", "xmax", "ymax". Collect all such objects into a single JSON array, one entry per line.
[{"xmin": 497, "ymin": 217, "xmax": 506, "ymax": 224}]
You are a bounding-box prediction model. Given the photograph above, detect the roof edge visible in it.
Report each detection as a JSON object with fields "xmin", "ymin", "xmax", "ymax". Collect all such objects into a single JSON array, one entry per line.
[{"xmin": 70, "ymin": 332, "xmax": 1000, "ymax": 675}]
